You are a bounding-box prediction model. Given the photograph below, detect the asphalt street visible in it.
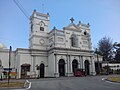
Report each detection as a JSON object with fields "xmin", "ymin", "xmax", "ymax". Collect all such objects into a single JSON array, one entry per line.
[
  {"xmin": 28, "ymin": 75, "xmax": 120, "ymax": 90},
  {"xmin": 0, "ymin": 75, "xmax": 120, "ymax": 90}
]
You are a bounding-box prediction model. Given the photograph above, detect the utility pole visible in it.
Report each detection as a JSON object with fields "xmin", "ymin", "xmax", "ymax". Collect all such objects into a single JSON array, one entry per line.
[{"xmin": 8, "ymin": 46, "xmax": 12, "ymax": 85}]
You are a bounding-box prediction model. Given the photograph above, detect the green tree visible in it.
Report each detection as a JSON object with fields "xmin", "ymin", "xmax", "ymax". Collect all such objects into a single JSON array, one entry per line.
[
  {"xmin": 97, "ymin": 36, "xmax": 113, "ymax": 61},
  {"xmin": 113, "ymin": 42, "xmax": 120, "ymax": 61}
]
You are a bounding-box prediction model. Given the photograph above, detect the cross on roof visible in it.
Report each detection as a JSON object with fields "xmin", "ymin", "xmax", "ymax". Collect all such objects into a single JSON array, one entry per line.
[{"xmin": 70, "ymin": 17, "xmax": 74, "ymax": 23}]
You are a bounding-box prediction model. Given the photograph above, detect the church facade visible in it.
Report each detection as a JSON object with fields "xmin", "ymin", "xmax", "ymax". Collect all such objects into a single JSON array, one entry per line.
[{"xmin": 0, "ymin": 10, "xmax": 99, "ymax": 78}]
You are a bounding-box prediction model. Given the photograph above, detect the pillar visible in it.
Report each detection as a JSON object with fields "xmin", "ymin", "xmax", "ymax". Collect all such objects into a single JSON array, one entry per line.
[
  {"xmin": 32, "ymin": 56, "xmax": 37, "ymax": 78},
  {"xmin": 90, "ymin": 56, "xmax": 96, "ymax": 75},
  {"xmin": 81, "ymin": 56, "xmax": 84, "ymax": 69},
  {"xmin": 78, "ymin": 56, "xmax": 81, "ymax": 69},
  {"xmin": 66, "ymin": 55, "xmax": 68, "ymax": 76},
  {"xmin": 54, "ymin": 54, "xmax": 59, "ymax": 77}
]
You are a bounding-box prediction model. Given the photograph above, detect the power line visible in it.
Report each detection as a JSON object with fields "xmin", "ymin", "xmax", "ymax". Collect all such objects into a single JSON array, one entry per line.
[
  {"xmin": 15, "ymin": 0, "xmax": 28, "ymax": 14},
  {"xmin": 13, "ymin": 0, "xmax": 29, "ymax": 19}
]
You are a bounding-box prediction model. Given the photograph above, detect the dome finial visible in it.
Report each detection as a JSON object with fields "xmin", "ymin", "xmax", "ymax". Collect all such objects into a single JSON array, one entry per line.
[
  {"xmin": 34, "ymin": 9, "xmax": 36, "ymax": 12},
  {"xmin": 87, "ymin": 23, "xmax": 90, "ymax": 26},
  {"xmin": 53, "ymin": 26, "xmax": 56, "ymax": 30}
]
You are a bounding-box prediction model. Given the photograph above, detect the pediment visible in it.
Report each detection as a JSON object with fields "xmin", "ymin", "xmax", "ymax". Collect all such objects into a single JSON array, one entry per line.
[{"xmin": 63, "ymin": 23, "xmax": 79, "ymax": 30}]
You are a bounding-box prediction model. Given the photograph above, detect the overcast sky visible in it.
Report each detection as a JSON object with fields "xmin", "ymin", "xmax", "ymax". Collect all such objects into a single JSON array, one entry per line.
[{"xmin": 0, "ymin": 0, "xmax": 120, "ymax": 50}]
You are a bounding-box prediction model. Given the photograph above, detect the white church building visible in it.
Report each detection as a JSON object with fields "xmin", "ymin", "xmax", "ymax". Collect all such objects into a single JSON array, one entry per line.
[{"xmin": 0, "ymin": 10, "xmax": 101, "ymax": 78}]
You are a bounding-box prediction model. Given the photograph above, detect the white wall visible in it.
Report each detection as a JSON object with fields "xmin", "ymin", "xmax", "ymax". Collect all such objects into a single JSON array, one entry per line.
[
  {"xmin": 48, "ymin": 53, "xmax": 55, "ymax": 77},
  {"xmin": 0, "ymin": 49, "xmax": 15, "ymax": 69}
]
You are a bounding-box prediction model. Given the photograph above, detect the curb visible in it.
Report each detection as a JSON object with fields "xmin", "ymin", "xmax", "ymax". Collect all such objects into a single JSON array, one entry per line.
[
  {"xmin": 24, "ymin": 80, "xmax": 31, "ymax": 89},
  {"xmin": 102, "ymin": 78, "xmax": 120, "ymax": 84},
  {"xmin": 102, "ymin": 78, "xmax": 106, "ymax": 81}
]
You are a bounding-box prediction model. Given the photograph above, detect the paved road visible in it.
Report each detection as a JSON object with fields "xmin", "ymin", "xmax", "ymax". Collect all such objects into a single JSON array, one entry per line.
[{"xmin": 29, "ymin": 75, "xmax": 120, "ymax": 90}]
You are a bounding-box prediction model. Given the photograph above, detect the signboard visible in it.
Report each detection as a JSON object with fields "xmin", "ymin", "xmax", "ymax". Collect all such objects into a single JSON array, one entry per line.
[
  {"xmin": 10, "ymin": 72, "xmax": 17, "ymax": 76},
  {"xmin": 3, "ymin": 68, "xmax": 12, "ymax": 71}
]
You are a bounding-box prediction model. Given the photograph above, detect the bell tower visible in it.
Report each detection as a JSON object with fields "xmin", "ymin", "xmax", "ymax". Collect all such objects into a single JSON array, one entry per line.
[{"xmin": 29, "ymin": 10, "xmax": 50, "ymax": 50}]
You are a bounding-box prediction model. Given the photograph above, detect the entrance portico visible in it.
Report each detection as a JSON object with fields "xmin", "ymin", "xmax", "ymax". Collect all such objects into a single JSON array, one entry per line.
[{"xmin": 53, "ymin": 53, "xmax": 95, "ymax": 77}]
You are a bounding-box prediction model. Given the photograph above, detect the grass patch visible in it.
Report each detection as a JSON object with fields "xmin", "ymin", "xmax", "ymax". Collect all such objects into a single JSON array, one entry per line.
[
  {"xmin": 107, "ymin": 76, "xmax": 120, "ymax": 83},
  {"xmin": 0, "ymin": 82, "xmax": 25, "ymax": 88}
]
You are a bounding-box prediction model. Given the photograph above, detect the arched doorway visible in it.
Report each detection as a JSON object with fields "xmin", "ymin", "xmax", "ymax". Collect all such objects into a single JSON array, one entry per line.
[
  {"xmin": 84, "ymin": 60, "xmax": 90, "ymax": 75},
  {"xmin": 58, "ymin": 59, "xmax": 65, "ymax": 76},
  {"xmin": 72, "ymin": 60, "xmax": 78, "ymax": 75},
  {"xmin": 40, "ymin": 63, "xmax": 44, "ymax": 78}
]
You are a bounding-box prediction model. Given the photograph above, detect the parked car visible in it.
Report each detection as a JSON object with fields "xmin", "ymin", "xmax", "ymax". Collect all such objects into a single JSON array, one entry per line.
[{"xmin": 74, "ymin": 69, "xmax": 86, "ymax": 77}]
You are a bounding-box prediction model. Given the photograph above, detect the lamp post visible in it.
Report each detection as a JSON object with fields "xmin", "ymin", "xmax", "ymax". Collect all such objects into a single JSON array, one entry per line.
[{"xmin": 8, "ymin": 46, "xmax": 12, "ymax": 85}]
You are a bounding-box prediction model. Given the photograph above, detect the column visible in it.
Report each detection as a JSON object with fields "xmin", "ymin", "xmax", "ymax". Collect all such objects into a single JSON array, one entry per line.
[
  {"xmin": 65, "ymin": 56, "xmax": 68, "ymax": 76},
  {"xmin": 90, "ymin": 56, "xmax": 96, "ymax": 75},
  {"xmin": 33, "ymin": 56, "xmax": 37, "ymax": 77},
  {"xmin": 78, "ymin": 56, "xmax": 81, "ymax": 69},
  {"xmin": 69, "ymin": 55, "xmax": 73, "ymax": 76},
  {"xmin": 66, "ymin": 55, "xmax": 72, "ymax": 76},
  {"xmin": 69, "ymin": 55, "xmax": 71, "ymax": 73},
  {"xmin": 54, "ymin": 54, "xmax": 59, "ymax": 77},
  {"xmin": 33, "ymin": 56, "xmax": 36, "ymax": 72},
  {"xmin": 81, "ymin": 56, "xmax": 84, "ymax": 69},
  {"xmin": 66, "ymin": 55, "xmax": 68, "ymax": 76}
]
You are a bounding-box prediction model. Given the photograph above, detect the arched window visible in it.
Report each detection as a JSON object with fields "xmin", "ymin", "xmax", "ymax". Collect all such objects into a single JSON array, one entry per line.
[
  {"xmin": 40, "ymin": 27, "xmax": 44, "ymax": 31},
  {"xmin": 40, "ymin": 21, "xmax": 45, "ymax": 31},
  {"xmin": 71, "ymin": 34, "xmax": 77, "ymax": 47}
]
